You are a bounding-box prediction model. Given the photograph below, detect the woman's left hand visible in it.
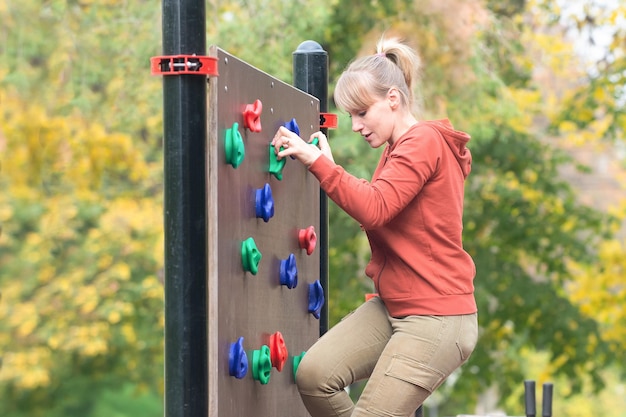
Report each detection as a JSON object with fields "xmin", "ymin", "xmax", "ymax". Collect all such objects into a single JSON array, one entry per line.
[{"xmin": 271, "ymin": 126, "xmax": 323, "ymax": 167}]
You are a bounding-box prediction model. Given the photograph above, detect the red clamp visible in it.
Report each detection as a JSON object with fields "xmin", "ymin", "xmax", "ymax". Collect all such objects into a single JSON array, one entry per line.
[
  {"xmin": 150, "ymin": 55, "xmax": 219, "ymax": 76},
  {"xmin": 320, "ymin": 113, "xmax": 337, "ymax": 129}
]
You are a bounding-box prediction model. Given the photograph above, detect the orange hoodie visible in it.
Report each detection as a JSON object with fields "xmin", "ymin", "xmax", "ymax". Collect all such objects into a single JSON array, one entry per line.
[{"xmin": 308, "ymin": 119, "xmax": 476, "ymax": 317}]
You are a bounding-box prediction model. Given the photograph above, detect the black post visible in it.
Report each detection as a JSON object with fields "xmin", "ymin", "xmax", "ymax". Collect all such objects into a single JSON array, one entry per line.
[
  {"xmin": 293, "ymin": 41, "xmax": 330, "ymax": 336},
  {"xmin": 542, "ymin": 383, "xmax": 553, "ymax": 417},
  {"xmin": 524, "ymin": 380, "xmax": 536, "ymax": 417},
  {"xmin": 161, "ymin": 1, "xmax": 208, "ymax": 417}
]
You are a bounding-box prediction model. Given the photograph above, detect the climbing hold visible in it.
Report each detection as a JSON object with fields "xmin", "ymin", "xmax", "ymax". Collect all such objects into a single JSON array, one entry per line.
[
  {"xmin": 252, "ymin": 345, "xmax": 272, "ymax": 385},
  {"xmin": 298, "ymin": 226, "xmax": 317, "ymax": 255},
  {"xmin": 225, "ymin": 122, "xmax": 245, "ymax": 168},
  {"xmin": 255, "ymin": 183, "xmax": 275, "ymax": 222},
  {"xmin": 268, "ymin": 143, "xmax": 286, "ymax": 180},
  {"xmin": 308, "ymin": 280, "xmax": 325, "ymax": 319},
  {"xmin": 292, "ymin": 351, "xmax": 306, "ymax": 382},
  {"xmin": 241, "ymin": 237, "xmax": 262, "ymax": 275},
  {"xmin": 284, "ymin": 118, "xmax": 300, "ymax": 136},
  {"xmin": 243, "ymin": 99, "xmax": 263, "ymax": 132},
  {"xmin": 269, "ymin": 331, "xmax": 288, "ymax": 372},
  {"xmin": 228, "ymin": 337, "xmax": 248, "ymax": 379},
  {"xmin": 279, "ymin": 253, "xmax": 298, "ymax": 289},
  {"xmin": 284, "ymin": 118, "xmax": 300, "ymax": 160}
]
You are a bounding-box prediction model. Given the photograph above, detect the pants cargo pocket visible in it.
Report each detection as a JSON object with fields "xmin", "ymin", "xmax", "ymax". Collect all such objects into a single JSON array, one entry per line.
[{"xmin": 366, "ymin": 354, "xmax": 445, "ymax": 416}]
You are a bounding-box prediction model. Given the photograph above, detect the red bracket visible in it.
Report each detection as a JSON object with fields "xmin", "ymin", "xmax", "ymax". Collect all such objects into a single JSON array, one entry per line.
[
  {"xmin": 150, "ymin": 55, "xmax": 219, "ymax": 76},
  {"xmin": 320, "ymin": 112, "xmax": 337, "ymax": 129}
]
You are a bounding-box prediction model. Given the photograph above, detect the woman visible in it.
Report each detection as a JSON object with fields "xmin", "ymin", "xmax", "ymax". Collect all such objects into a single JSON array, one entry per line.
[{"xmin": 272, "ymin": 36, "xmax": 478, "ymax": 417}]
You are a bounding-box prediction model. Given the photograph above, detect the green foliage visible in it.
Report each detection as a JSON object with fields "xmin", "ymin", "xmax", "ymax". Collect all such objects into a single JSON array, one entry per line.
[
  {"xmin": 323, "ymin": 0, "xmax": 414, "ymax": 74},
  {"xmin": 486, "ymin": 0, "xmax": 527, "ymax": 18},
  {"xmin": 90, "ymin": 384, "xmax": 163, "ymax": 417},
  {"xmin": 543, "ymin": 0, "xmax": 626, "ymax": 143},
  {"xmin": 208, "ymin": 0, "xmax": 335, "ymax": 83},
  {"xmin": 0, "ymin": 1, "xmax": 165, "ymax": 415},
  {"xmin": 0, "ymin": 0, "xmax": 163, "ymax": 144},
  {"xmin": 0, "ymin": 92, "xmax": 164, "ymax": 416}
]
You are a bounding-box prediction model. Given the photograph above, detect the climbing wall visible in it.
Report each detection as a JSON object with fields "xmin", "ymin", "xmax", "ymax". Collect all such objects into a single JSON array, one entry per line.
[{"xmin": 206, "ymin": 46, "xmax": 321, "ymax": 417}]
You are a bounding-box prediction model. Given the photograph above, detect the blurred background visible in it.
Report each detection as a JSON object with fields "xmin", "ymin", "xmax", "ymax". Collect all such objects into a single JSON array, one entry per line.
[{"xmin": 0, "ymin": 0, "xmax": 624, "ymax": 416}]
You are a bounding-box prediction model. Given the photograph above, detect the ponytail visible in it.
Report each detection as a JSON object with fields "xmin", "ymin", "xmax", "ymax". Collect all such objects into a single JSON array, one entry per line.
[{"xmin": 334, "ymin": 37, "xmax": 422, "ymax": 115}]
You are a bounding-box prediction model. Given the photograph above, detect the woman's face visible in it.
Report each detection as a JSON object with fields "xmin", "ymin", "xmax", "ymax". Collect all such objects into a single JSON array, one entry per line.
[{"xmin": 348, "ymin": 90, "xmax": 399, "ymax": 148}]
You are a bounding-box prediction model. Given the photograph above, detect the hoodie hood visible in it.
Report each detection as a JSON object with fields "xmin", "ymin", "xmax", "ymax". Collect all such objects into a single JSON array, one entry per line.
[{"xmin": 424, "ymin": 119, "xmax": 472, "ymax": 178}]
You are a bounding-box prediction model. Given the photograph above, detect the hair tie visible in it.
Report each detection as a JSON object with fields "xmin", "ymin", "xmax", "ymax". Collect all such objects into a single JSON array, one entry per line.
[{"xmin": 376, "ymin": 52, "xmax": 386, "ymax": 58}]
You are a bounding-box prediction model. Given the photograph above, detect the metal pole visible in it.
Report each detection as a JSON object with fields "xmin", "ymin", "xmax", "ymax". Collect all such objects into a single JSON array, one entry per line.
[
  {"xmin": 524, "ymin": 380, "xmax": 536, "ymax": 417},
  {"xmin": 161, "ymin": 0, "xmax": 208, "ymax": 416},
  {"xmin": 542, "ymin": 383, "xmax": 553, "ymax": 417},
  {"xmin": 293, "ymin": 40, "xmax": 330, "ymax": 336}
]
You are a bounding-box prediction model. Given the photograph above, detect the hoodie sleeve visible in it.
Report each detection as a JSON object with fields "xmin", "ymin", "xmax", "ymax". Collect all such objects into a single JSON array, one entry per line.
[{"xmin": 308, "ymin": 126, "xmax": 445, "ymax": 228}]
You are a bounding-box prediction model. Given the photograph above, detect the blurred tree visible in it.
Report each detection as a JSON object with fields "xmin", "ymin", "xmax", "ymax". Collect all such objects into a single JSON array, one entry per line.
[
  {"xmin": 206, "ymin": 0, "xmax": 334, "ymax": 83},
  {"xmin": 0, "ymin": 1, "xmax": 165, "ymax": 414},
  {"xmin": 0, "ymin": 89, "xmax": 164, "ymax": 416},
  {"xmin": 0, "ymin": 0, "xmax": 163, "ymax": 146},
  {"xmin": 541, "ymin": 0, "xmax": 626, "ymax": 144}
]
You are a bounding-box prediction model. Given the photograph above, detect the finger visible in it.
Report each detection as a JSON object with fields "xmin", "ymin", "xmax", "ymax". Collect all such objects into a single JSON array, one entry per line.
[
  {"xmin": 308, "ymin": 131, "xmax": 323, "ymax": 146},
  {"xmin": 272, "ymin": 127, "xmax": 290, "ymax": 145},
  {"xmin": 311, "ymin": 132, "xmax": 334, "ymax": 163},
  {"xmin": 276, "ymin": 146, "xmax": 291, "ymax": 160},
  {"xmin": 279, "ymin": 126, "xmax": 294, "ymax": 136},
  {"xmin": 271, "ymin": 131, "xmax": 281, "ymax": 146},
  {"xmin": 315, "ymin": 133, "xmax": 331, "ymax": 152},
  {"xmin": 273, "ymin": 134, "xmax": 291, "ymax": 155},
  {"xmin": 272, "ymin": 136, "xmax": 284, "ymax": 153}
]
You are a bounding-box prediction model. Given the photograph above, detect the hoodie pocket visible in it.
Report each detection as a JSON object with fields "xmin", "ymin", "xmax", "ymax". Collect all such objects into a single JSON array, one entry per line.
[
  {"xmin": 366, "ymin": 255, "xmax": 386, "ymax": 292},
  {"xmin": 377, "ymin": 259, "xmax": 415, "ymax": 301}
]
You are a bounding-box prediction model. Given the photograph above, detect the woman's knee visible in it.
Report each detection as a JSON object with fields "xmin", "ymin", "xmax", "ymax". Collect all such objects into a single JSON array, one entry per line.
[{"xmin": 295, "ymin": 353, "xmax": 326, "ymax": 393}]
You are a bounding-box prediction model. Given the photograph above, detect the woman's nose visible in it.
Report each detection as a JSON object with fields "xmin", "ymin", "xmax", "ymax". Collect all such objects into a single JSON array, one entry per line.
[{"xmin": 351, "ymin": 119, "xmax": 362, "ymax": 132}]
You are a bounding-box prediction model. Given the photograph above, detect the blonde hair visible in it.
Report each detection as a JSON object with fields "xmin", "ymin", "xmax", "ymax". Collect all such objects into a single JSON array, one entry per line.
[{"xmin": 334, "ymin": 37, "xmax": 422, "ymax": 115}]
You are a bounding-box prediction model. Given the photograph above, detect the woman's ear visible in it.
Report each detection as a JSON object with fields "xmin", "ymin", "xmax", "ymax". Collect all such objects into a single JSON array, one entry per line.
[{"xmin": 387, "ymin": 87, "xmax": 401, "ymax": 109}]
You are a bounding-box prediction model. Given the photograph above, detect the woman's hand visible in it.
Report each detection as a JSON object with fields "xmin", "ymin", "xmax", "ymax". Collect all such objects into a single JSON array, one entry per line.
[
  {"xmin": 271, "ymin": 127, "xmax": 334, "ymax": 166},
  {"xmin": 310, "ymin": 131, "xmax": 334, "ymax": 163}
]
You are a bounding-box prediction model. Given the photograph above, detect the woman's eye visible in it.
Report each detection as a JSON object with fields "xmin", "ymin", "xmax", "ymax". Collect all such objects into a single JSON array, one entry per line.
[{"xmin": 358, "ymin": 111, "xmax": 367, "ymax": 117}]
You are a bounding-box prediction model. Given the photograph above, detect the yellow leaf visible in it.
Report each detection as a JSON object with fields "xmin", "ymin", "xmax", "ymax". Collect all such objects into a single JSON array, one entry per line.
[
  {"xmin": 122, "ymin": 324, "xmax": 137, "ymax": 344},
  {"xmin": 108, "ymin": 310, "xmax": 122, "ymax": 324}
]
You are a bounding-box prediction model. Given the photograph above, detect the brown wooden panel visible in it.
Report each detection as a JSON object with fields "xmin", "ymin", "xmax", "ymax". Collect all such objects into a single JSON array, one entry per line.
[{"xmin": 207, "ymin": 46, "xmax": 320, "ymax": 417}]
